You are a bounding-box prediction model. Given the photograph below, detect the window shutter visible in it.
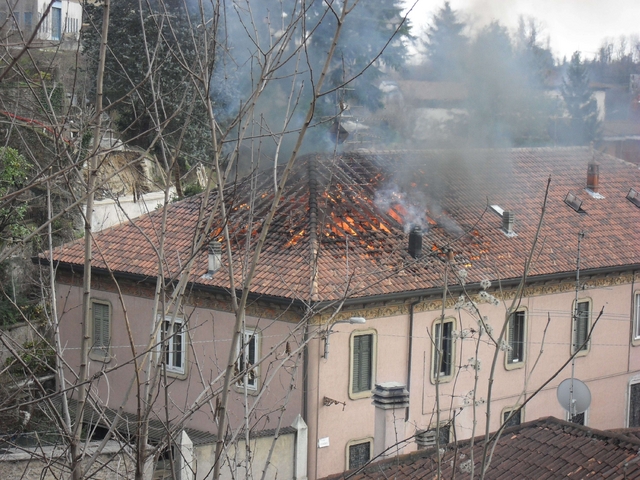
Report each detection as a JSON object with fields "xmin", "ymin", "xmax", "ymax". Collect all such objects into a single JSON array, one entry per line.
[
  {"xmin": 352, "ymin": 334, "xmax": 372, "ymax": 393},
  {"xmin": 507, "ymin": 314, "xmax": 515, "ymax": 363},
  {"xmin": 576, "ymin": 302, "xmax": 589, "ymax": 351},
  {"xmin": 630, "ymin": 383, "xmax": 640, "ymax": 428},
  {"xmin": 92, "ymin": 303, "xmax": 110, "ymax": 354},
  {"xmin": 352, "ymin": 336, "xmax": 362, "ymax": 392}
]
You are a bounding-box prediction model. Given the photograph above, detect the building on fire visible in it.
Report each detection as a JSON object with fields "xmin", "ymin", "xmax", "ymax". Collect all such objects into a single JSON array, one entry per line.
[{"xmin": 42, "ymin": 146, "xmax": 640, "ymax": 479}]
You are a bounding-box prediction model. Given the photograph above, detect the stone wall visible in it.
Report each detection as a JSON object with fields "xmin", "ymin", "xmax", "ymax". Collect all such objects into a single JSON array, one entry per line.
[{"xmin": 0, "ymin": 441, "xmax": 150, "ymax": 480}]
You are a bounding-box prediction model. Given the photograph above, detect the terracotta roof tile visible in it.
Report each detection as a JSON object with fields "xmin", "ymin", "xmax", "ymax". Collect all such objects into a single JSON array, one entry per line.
[
  {"xmin": 323, "ymin": 417, "xmax": 640, "ymax": 480},
  {"xmin": 47, "ymin": 148, "xmax": 640, "ymax": 302}
]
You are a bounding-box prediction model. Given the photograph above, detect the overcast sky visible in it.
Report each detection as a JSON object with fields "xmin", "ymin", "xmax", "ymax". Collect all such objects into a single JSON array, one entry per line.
[{"xmin": 405, "ymin": 0, "xmax": 640, "ymax": 60}]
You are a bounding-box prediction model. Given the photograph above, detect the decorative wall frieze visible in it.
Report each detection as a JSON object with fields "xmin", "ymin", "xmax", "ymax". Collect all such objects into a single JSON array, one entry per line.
[{"xmin": 316, "ymin": 271, "xmax": 634, "ymax": 324}]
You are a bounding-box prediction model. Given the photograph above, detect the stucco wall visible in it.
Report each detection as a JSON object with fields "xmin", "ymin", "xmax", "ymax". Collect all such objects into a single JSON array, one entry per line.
[
  {"xmin": 195, "ymin": 432, "xmax": 295, "ymax": 480},
  {"xmin": 56, "ymin": 276, "xmax": 304, "ymax": 438},
  {"xmin": 309, "ymin": 275, "xmax": 640, "ymax": 479}
]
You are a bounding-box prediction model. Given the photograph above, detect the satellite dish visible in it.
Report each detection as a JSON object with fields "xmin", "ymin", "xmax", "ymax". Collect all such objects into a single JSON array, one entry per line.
[{"xmin": 557, "ymin": 378, "xmax": 591, "ymax": 415}]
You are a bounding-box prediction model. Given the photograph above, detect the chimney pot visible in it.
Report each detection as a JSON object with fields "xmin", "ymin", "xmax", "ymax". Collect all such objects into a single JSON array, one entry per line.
[
  {"xmin": 208, "ymin": 240, "xmax": 222, "ymax": 275},
  {"xmin": 502, "ymin": 211, "xmax": 514, "ymax": 235},
  {"xmin": 408, "ymin": 226, "xmax": 423, "ymax": 258},
  {"xmin": 587, "ymin": 162, "xmax": 599, "ymax": 192}
]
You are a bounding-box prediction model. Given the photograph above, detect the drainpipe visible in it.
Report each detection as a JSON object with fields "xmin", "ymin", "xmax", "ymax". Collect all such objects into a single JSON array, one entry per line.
[{"xmin": 407, "ymin": 300, "xmax": 420, "ymax": 421}]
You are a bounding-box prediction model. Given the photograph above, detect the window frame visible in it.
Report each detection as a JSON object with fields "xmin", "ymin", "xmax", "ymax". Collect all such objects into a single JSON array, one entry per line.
[
  {"xmin": 628, "ymin": 376, "xmax": 640, "ymax": 427},
  {"xmin": 571, "ymin": 299, "xmax": 591, "ymax": 356},
  {"xmin": 633, "ymin": 292, "xmax": 640, "ymax": 344},
  {"xmin": 159, "ymin": 316, "xmax": 187, "ymax": 376},
  {"xmin": 345, "ymin": 438, "xmax": 373, "ymax": 471},
  {"xmin": 502, "ymin": 406, "xmax": 523, "ymax": 428},
  {"xmin": 236, "ymin": 328, "xmax": 260, "ymax": 391},
  {"xmin": 567, "ymin": 409, "xmax": 588, "ymax": 426},
  {"xmin": 89, "ymin": 300, "xmax": 111, "ymax": 362},
  {"xmin": 431, "ymin": 318, "xmax": 456, "ymax": 383},
  {"xmin": 50, "ymin": 6, "xmax": 61, "ymax": 40},
  {"xmin": 349, "ymin": 329, "xmax": 377, "ymax": 400},
  {"xmin": 505, "ymin": 309, "xmax": 526, "ymax": 369}
]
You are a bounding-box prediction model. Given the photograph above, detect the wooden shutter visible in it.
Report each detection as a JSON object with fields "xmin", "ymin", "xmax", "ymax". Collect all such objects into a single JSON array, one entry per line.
[
  {"xmin": 92, "ymin": 302, "xmax": 110, "ymax": 355},
  {"xmin": 576, "ymin": 302, "xmax": 589, "ymax": 351},
  {"xmin": 352, "ymin": 334, "xmax": 372, "ymax": 393},
  {"xmin": 507, "ymin": 314, "xmax": 515, "ymax": 363}
]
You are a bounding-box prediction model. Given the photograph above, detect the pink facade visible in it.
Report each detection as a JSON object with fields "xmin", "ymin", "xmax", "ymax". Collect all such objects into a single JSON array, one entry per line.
[
  {"xmin": 56, "ymin": 273, "xmax": 304, "ymax": 438},
  {"xmin": 306, "ymin": 274, "xmax": 640, "ymax": 479}
]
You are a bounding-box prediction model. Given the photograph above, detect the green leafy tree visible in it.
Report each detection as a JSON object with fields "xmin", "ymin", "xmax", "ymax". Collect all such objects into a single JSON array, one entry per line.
[
  {"xmin": 424, "ymin": 1, "xmax": 467, "ymax": 80},
  {"xmin": 0, "ymin": 147, "xmax": 30, "ymax": 247},
  {"xmin": 561, "ymin": 51, "xmax": 601, "ymax": 144}
]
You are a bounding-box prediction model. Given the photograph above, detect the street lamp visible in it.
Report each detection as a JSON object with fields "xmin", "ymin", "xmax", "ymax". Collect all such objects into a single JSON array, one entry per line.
[{"xmin": 323, "ymin": 317, "xmax": 366, "ymax": 359}]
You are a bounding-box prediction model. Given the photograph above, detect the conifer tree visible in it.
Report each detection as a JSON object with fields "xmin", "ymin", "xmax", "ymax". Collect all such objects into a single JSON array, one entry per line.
[
  {"xmin": 561, "ymin": 51, "xmax": 601, "ymax": 144},
  {"xmin": 424, "ymin": 1, "xmax": 467, "ymax": 80}
]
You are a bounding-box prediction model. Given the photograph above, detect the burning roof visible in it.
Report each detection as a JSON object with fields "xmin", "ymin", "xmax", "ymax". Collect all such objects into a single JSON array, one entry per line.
[{"xmin": 49, "ymin": 147, "xmax": 640, "ymax": 302}]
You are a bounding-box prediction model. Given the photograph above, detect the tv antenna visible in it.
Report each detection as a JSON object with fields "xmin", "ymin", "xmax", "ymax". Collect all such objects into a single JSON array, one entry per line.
[{"xmin": 557, "ymin": 231, "xmax": 591, "ymax": 421}]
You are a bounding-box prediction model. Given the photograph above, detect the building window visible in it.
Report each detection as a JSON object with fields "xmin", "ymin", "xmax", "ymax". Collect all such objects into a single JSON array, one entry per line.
[
  {"xmin": 503, "ymin": 408, "xmax": 522, "ymax": 428},
  {"xmin": 350, "ymin": 332, "xmax": 374, "ymax": 396},
  {"xmin": 161, "ymin": 318, "xmax": 185, "ymax": 374},
  {"xmin": 347, "ymin": 439, "xmax": 372, "ymax": 470},
  {"xmin": 572, "ymin": 300, "xmax": 590, "ymax": 354},
  {"xmin": 507, "ymin": 310, "xmax": 526, "ymax": 365},
  {"xmin": 432, "ymin": 318, "xmax": 455, "ymax": 381},
  {"xmin": 568, "ymin": 411, "xmax": 586, "ymax": 425},
  {"xmin": 51, "ymin": 6, "xmax": 61, "ymax": 40},
  {"xmin": 237, "ymin": 329, "xmax": 259, "ymax": 390},
  {"xmin": 634, "ymin": 293, "xmax": 640, "ymax": 341},
  {"xmin": 629, "ymin": 382, "xmax": 640, "ymax": 427},
  {"xmin": 23, "ymin": 12, "xmax": 32, "ymax": 32},
  {"xmin": 91, "ymin": 301, "xmax": 110, "ymax": 359}
]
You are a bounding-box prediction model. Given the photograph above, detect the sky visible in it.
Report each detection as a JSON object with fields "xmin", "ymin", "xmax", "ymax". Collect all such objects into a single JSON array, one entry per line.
[{"xmin": 405, "ymin": 0, "xmax": 640, "ymax": 60}]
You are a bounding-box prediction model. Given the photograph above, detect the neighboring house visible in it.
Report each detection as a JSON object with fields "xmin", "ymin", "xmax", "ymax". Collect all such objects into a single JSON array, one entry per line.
[
  {"xmin": 0, "ymin": 0, "xmax": 82, "ymax": 48},
  {"xmin": 321, "ymin": 416, "xmax": 640, "ymax": 479},
  {"xmin": 45, "ymin": 147, "xmax": 640, "ymax": 479}
]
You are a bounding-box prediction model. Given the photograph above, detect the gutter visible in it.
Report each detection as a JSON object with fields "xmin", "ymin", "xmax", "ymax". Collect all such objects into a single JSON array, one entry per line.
[{"xmin": 39, "ymin": 257, "xmax": 640, "ymax": 311}]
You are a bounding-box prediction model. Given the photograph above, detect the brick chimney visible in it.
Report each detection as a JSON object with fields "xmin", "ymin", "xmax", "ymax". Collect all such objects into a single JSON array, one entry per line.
[
  {"xmin": 587, "ymin": 162, "xmax": 599, "ymax": 192},
  {"xmin": 372, "ymin": 382, "xmax": 409, "ymax": 459}
]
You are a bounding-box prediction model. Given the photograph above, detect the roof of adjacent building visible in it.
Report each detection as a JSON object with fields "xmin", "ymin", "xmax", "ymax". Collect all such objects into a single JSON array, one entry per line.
[
  {"xmin": 48, "ymin": 147, "xmax": 640, "ymax": 302},
  {"xmin": 322, "ymin": 417, "xmax": 640, "ymax": 480}
]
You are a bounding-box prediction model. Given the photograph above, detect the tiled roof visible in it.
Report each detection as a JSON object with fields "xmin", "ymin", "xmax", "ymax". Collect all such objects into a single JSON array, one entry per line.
[
  {"xmin": 48, "ymin": 147, "xmax": 640, "ymax": 302},
  {"xmin": 322, "ymin": 417, "xmax": 640, "ymax": 480}
]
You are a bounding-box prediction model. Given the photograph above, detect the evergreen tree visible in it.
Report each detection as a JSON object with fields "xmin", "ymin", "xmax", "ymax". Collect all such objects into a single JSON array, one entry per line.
[
  {"xmin": 561, "ymin": 51, "xmax": 601, "ymax": 144},
  {"xmin": 424, "ymin": 1, "xmax": 467, "ymax": 80},
  {"xmin": 307, "ymin": 0, "xmax": 411, "ymax": 115},
  {"xmin": 82, "ymin": 0, "xmax": 231, "ymax": 172},
  {"xmin": 464, "ymin": 22, "xmax": 556, "ymax": 147}
]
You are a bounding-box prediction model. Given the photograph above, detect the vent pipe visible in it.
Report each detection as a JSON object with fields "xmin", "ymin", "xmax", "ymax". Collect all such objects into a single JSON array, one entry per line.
[
  {"xmin": 408, "ymin": 226, "xmax": 423, "ymax": 258},
  {"xmin": 372, "ymin": 382, "xmax": 409, "ymax": 459},
  {"xmin": 208, "ymin": 241, "xmax": 222, "ymax": 275},
  {"xmin": 502, "ymin": 211, "xmax": 514, "ymax": 235},
  {"xmin": 587, "ymin": 162, "xmax": 599, "ymax": 192}
]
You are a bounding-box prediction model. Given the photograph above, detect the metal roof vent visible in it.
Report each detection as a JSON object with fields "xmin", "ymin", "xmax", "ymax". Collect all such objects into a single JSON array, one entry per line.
[
  {"xmin": 627, "ymin": 188, "xmax": 640, "ymax": 208},
  {"xmin": 408, "ymin": 226, "xmax": 423, "ymax": 258},
  {"xmin": 564, "ymin": 192, "xmax": 585, "ymax": 213},
  {"xmin": 502, "ymin": 211, "xmax": 517, "ymax": 237},
  {"xmin": 205, "ymin": 240, "xmax": 222, "ymax": 277}
]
